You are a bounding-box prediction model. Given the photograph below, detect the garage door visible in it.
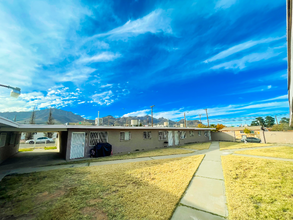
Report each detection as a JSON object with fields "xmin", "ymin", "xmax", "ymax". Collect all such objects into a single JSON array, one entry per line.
[{"xmin": 70, "ymin": 132, "xmax": 85, "ymax": 159}]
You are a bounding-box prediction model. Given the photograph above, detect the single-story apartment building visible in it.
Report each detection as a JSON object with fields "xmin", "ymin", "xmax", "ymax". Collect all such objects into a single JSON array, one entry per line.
[
  {"xmin": 0, "ymin": 116, "xmax": 215, "ymax": 164},
  {"xmin": 219, "ymin": 126, "xmax": 262, "ymax": 139}
]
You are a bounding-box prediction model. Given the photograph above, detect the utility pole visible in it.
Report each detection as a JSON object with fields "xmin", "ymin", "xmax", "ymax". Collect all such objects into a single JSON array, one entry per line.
[
  {"xmin": 108, "ymin": 116, "xmax": 109, "ymax": 126},
  {"xmin": 147, "ymin": 115, "xmax": 149, "ymax": 126},
  {"xmin": 204, "ymin": 109, "xmax": 209, "ymax": 127},
  {"xmin": 199, "ymin": 114, "xmax": 201, "ymax": 122},
  {"xmin": 184, "ymin": 112, "xmax": 186, "ymax": 127},
  {"xmin": 97, "ymin": 111, "xmax": 100, "ymax": 126},
  {"xmin": 13, "ymin": 115, "xmax": 16, "ymax": 122},
  {"xmin": 275, "ymin": 115, "xmax": 279, "ymax": 125},
  {"xmin": 150, "ymin": 105, "xmax": 155, "ymax": 127}
]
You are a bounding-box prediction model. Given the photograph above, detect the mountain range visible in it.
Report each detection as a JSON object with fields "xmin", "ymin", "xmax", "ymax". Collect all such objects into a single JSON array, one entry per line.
[{"xmin": 0, "ymin": 108, "xmax": 202, "ymax": 127}]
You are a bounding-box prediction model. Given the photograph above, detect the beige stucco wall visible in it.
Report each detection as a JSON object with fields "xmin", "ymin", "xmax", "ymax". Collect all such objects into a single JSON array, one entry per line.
[
  {"xmin": 0, "ymin": 131, "xmax": 21, "ymax": 164},
  {"xmin": 211, "ymin": 131, "xmax": 235, "ymax": 142},
  {"xmin": 66, "ymin": 129, "xmax": 211, "ymax": 160},
  {"xmin": 260, "ymin": 131, "xmax": 293, "ymax": 144}
]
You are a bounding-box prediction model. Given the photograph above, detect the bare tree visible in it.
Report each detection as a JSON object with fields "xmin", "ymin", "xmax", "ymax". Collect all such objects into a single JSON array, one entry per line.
[
  {"xmin": 25, "ymin": 106, "xmax": 36, "ymax": 140},
  {"xmin": 44, "ymin": 108, "xmax": 54, "ymax": 138}
]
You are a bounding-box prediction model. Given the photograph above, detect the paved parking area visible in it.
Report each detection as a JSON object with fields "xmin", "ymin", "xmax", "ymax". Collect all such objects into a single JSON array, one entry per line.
[{"xmin": 19, "ymin": 143, "xmax": 55, "ymax": 148}]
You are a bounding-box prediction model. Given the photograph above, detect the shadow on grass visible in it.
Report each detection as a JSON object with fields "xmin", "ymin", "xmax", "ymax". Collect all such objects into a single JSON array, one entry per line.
[{"xmin": 0, "ymin": 155, "xmax": 204, "ymax": 220}]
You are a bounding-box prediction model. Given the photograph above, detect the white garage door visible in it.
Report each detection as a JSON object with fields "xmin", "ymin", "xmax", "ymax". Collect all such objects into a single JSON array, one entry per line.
[{"xmin": 70, "ymin": 132, "xmax": 85, "ymax": 159}]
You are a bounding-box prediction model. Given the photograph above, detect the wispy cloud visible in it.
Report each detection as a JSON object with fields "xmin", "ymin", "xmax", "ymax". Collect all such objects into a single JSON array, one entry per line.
[
  {"xmin": 77, "ymin": 52, "xmax": 121, "ymax": 63},
  {"xmin": 90, "ymin": 9, "xmax": 172, "ymax": 40},
  {"xmin": 204, "ymin": 36, "xmax": 285, "ymax": 63},
  {"xmin": 211, "ymin": 50, "xmax": 282, "ymax": 70}
]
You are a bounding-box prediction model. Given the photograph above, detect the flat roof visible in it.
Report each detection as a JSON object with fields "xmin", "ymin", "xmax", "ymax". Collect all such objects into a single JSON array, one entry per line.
[
  {"xmin": 0, "ymin": 116, "xmax": 19, "ymax": 128},
  {"xmin": 0, "ymin": 123, "xmax": 215, "ymax": 132}
]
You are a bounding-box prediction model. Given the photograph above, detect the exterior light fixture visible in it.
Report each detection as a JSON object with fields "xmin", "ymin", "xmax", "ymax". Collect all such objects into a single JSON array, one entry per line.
[{"xmin": 0, "ymin": 84, "xmax": 21, "ymax": 98}]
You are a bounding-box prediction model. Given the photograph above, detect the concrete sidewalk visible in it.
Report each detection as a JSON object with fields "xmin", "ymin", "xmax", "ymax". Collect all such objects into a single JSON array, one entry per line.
[{"xmin": 171, "ymin": 142, "xmax": 228, "ymax": 220}]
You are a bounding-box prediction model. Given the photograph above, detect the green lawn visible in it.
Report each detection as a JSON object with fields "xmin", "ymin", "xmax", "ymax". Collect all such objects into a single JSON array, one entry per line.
[
  {"xmin": 179, "ymin": 142, "xmax": 211, "ymax": 150},
  {"xmin": 54, "ymin": 148, "xmax": 194, "ymax": 166},
  {"xmin": 0, "ymin": 155, "xmax": 204, "ymax": 220},
  {"xmin": 220, "ymin": 141, "xmax": 272, "ymax": 150},
  {"xmin": 222, "ymin": 155, "xmax": 293, "ymax": 219},
  {"xmin": 236, "ymin": 146, "xmax": 293, "ymax": 159}
]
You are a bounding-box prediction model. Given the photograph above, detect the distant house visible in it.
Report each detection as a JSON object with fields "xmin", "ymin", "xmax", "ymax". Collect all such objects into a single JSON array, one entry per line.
[{"xmin": 220, "ymin": 126, "xmax": 262, "ymax": 139}]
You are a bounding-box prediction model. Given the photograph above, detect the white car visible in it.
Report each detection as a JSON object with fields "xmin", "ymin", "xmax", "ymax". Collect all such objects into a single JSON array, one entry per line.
[{"xmin": 25, "ymin": 137, "xmax": 54, "ymax": 144}]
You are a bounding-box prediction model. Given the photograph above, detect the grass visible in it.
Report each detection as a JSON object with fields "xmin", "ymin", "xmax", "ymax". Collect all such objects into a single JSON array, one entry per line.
[
  {"xmin": 222, "ymin": 155, "xmax": 293, "ymax": 220},
  {"xmin": 220, "ymin": 141, "xmax": 272, "ymax": 150},
  {"xmin": 179, "ymin": 142, "xmax": 211, "ymax": 150},
  {"xmin": 54, "ymin": 148, "xmax": 194, "ymax": 166},
  {"xmin": 18, "ymin": 148, "xmax": 34, "ymax": 152},
  {"xmin": 44, "ymin": 146, "xmax": 57, "ymax": 150},
  {"xmin": 235, "ymin": 146, "xmax": 293, "ymax": 159},
  {"xmin": 0, "ymin": 155, "xmax": 204, "ymax": 220}
]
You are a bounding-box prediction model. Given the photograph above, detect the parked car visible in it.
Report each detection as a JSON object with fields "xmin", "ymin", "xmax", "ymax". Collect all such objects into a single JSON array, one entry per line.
[
  {"xmin": 241, "ymin": 137, "xmax": 261, "ymax": 143},
  {"xmin": 25, "ymin": 137, "xmax": 54, "ymax": 144}
]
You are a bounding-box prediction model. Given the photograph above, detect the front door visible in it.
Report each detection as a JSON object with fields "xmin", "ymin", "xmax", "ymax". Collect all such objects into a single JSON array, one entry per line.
[
  {"xmin": 70, "ymin": 132, "xmax": 85, "ymax": 159},
  {"xmin": 174, "ymin": 131, "xmax": 179, "ymax": 145},
  {"xmin": 168, "ymin": 131, "xmax": 173, "ymax": 146}
]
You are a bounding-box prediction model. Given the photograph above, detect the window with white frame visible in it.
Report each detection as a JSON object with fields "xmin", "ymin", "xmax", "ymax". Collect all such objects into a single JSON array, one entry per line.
[
  {"xmin": 198, "ymin": 131, "xmax": 201, "ymax": 136},
  {"xmin": 0, "ymin": 133, "xmax": 7, "ymax": 147},
  {"xmin": 180, "ymin": 131, "xmax": 186, "ymax": 139},
  {"xmin": 89, "ymin": 131, "xmax": 108, "ymax": 146},
  {"xmin": 120, "ymin": 131, "xmax": 131, "ymax": 141},
  {"xmin": 143, "ymin": 131, "xmax": 151, "ymax": 139},
  {"xmin": 204, "ymin": 131, "xmax": 208, "ymax": 137},
  {"xmin": 158, "ymin": 131, "xmax": 167, "ymax": 140},
  {"xmin": 189, "ymin": 131, "xmax": 194, "ymax": 137}
]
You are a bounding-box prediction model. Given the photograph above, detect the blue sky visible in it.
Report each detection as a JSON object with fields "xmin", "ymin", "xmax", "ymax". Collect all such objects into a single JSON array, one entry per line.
[{"xmin": 0, "ymin": 0, "xmax": 289, "ymax": 125}]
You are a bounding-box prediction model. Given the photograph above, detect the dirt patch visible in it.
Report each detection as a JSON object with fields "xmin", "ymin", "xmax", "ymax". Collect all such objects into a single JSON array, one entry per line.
[
  {"xmin": 36, "ymin": 190, "xmax": 65, "ymax": 203},
  {"xmin": 81, "ymin": 207, "xmax": 108, "ymax": 220},
  {"xmin": 88, "ymin": 198, "xmax": 102, "ymax": 205}
]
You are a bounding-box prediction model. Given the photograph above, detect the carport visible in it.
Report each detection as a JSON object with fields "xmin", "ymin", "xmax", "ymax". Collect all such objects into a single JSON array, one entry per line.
[{"xmin": 0, "ymin": 117, "xmax": 69, "ymax": 167}]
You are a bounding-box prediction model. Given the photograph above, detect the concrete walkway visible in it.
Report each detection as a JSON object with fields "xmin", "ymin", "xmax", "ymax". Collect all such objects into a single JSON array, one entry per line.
[{"xmin": 171, "ymin": 142, "xmax": 228, "ymax": 220}]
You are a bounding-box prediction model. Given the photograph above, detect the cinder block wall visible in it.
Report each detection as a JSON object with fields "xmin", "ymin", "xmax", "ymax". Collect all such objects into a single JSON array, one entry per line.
[
  {"xmin": 211, "ymin": 131, "xmax": 235, "ymax": 142},
  {"xmin": 261, "ymin": 131, "xmax": 293, "ymax": 144},
  {"xmin": 0, "ymin": 131, "xmax": 21, "ymax": 164}
]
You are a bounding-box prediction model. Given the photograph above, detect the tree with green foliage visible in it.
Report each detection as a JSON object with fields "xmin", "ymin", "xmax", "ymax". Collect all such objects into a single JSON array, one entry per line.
[
  {"xmin": 265, "ymin": 116, "xmax": 275, "ymax": 127},
  {"xmin": 271, "ymin": 123, "xmax": 290, "ymax": 131},
  {"xmin": 255, "ymin": 117, "xmax": 265, "ymax": 126},
  {"xmin": 280, "ymin": 117, "xmax": 289, "ymax": 124},
  {"xmin": 251, "ymin": 120, "xmax": 259, "ymax": 126}
]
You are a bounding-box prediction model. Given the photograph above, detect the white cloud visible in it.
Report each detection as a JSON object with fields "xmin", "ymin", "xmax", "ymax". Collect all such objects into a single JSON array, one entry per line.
[
  {"xmin": 92, "ymin": 91, "xmax": 114, "ymax": 105},
  {"xmin": 77, "ymin": 52, "xmax": 121, "ymax": 63},
  {"xmin": 205, "ymin": 36, "xmax": 285, "ymax": 63},
  {"xmin": 211, "ymin": 50, "xmax": 282, "ymax": 70},
  {"xmin": 123, "ymin": 109, "xmax": 150, "ymax": 117},
  {"xmin": 123, "ymin": 95, "xmax": 289, "ymax": 122},
  {"xmin": 90, "ymin": 9, "xmax": 172, "ymax": 40},
  {"xmin": 100, "ymin": 84, "xmax": 113, "ymax": 88},
  {"xmin": 0, "ymin": 86, "xmax": 82, "ymax": 112}
]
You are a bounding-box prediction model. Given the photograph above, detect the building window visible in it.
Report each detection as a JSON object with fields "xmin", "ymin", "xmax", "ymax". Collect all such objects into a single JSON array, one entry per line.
[
  {"xmin": 90, "ymin": 132, "xmax": 108, "ymax": 146},
  {"xmin": 158, "ymin": 131, "xmax": 167, "ymax": 140},
  {"xmin": 143, "ymin": 131, "xmax": 151, "ymax": 139},
  {"xmin": 9, "ymin": 133, "xmax": 16, "ymax": 145},
  {"xmin": 198, "ymin": 131, "xmax": 201, "ymax": 136},
  {"xmin": 120, "ymin": 131, "xmax": 131, "ymax": 141},
  {"xmin": 180, "ymin": 131, "xmax": 186, "ymax": 139},
  {"xmin": 204, "ymin": 131, "xmax": 208, "ymax": 137},
  {"xmin": 0, "ymin": 133, "xmax": 7, "ymax": 147},
  {"xmin": 240, "ymin": 131, "xmax": 244, "ymax": 133},
  {"xmin": 251, "ymin": 131, "xmax": 255, "ymax": 134},
  {"xmin": 189, "ymin": 131, "xmax": 194, "ymax": 137}
]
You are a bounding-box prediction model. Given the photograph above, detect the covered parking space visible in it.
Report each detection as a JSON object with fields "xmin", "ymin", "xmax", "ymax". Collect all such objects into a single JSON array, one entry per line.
[{"xmin": 0, "ymin": 117, "xmax": 69, "ymax": 171}]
